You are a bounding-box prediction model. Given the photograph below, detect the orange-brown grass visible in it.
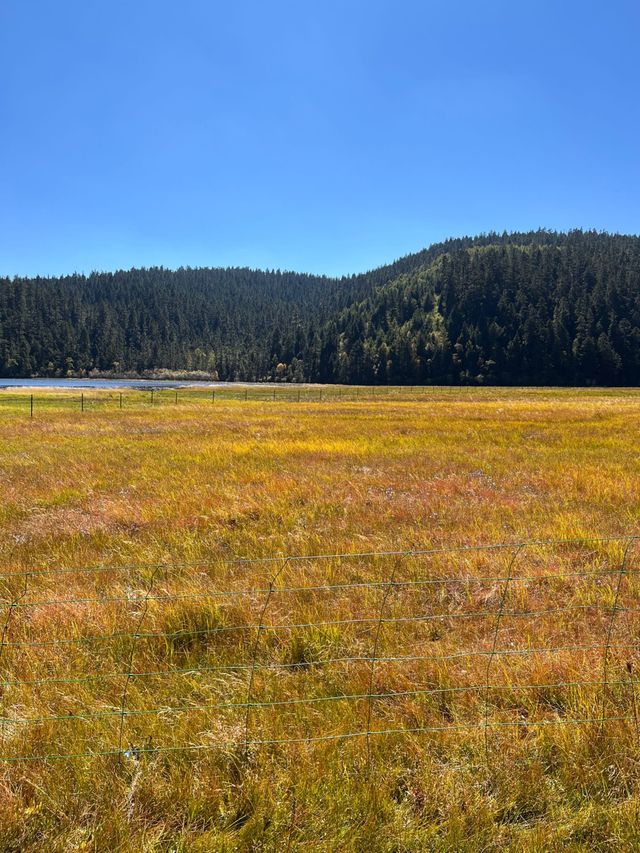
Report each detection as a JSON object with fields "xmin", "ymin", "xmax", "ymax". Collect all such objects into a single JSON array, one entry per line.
[{"xmin": 0, "ymin": 386, "xmax": 639, "ymax": 850}]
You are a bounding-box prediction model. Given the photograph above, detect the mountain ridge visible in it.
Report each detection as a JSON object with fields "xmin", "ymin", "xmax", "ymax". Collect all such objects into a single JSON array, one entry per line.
[{"xmin": 2, "ymin": 230, "xmax": 639, "ymax": 385}]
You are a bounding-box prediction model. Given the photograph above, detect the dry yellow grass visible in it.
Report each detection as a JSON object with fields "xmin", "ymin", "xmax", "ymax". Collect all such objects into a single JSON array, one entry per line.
[{"xmin": 0, "ymin": 386, "xmax": 639, "ymax": 851}]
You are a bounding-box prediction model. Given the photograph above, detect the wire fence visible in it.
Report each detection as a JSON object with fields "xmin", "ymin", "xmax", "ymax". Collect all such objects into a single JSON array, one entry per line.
[
  {"xmin": 0, "ymin": 535, "xmax": 638, "ymax": 766},
  {"xmin": 2, "ymin": 384, "xmax": 640, "ymax": 417},
  {"xmin": 0, "ymin": 385, "xmax": 415, "ymax": 417}
]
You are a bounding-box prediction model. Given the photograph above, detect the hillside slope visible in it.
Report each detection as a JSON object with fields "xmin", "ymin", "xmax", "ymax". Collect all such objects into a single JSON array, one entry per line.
[
  {"xmin": 1, "ymin": 230, "xmax": 639, "ymax": 384},
  {"xmin": 323, "ymin": 231, "xmax": 640, "ymax": 385}
]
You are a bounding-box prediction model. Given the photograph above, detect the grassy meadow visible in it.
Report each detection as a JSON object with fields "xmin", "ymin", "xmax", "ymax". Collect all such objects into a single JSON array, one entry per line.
[{"xmin": 0, "ymin": 385, "xmax": 639, "ymax": 851}]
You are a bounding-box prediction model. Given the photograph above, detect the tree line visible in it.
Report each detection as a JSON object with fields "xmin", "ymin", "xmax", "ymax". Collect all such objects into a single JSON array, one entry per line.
[{"xmin": 1, "ymin": 230, "xmax": 639, "ymax": 385}]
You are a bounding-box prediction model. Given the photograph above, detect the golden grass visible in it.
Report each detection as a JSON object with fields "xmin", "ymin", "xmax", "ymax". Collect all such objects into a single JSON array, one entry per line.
[{"xmin": 0, "ymin": 386, "xmax": 639, "ymax": 850}]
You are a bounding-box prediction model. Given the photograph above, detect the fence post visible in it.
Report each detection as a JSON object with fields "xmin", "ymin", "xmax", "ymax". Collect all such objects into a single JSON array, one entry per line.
[
  {"xmin": 297, "ymin": 389, "xmax": 301, "ymax": 403},
  {"xmin": 484, "ymin": 544, "xmax": 524, "ymax": 765},
  {"xmin": 117, "ymin": 565, "xmax": 164, "ymax": 757},
  {"xmin": 212, "ymin": 389, "xmax": 215, "ymax": 403},
  {"xmin": 365, "ymin": 552, "xmax": 410, "ymax": 775},
  {"xmin": 244, "ymin": 558, "xmax": 289, "ymax": 756},
  {"xmin": 175, "ymin": 390, "xmax": 178, "ymax": 405},
  {"xmin": 273, "ymin": 387, "xmax": 276, "ymax": 402},
  {"xmin": 245, "ymin": 388, "xmax": 248, "ymax": 401},
  {"xmin": 0, "ymin": 565, "xmax": 31, "ymax": 742},
  {"xmin": 119, "ymin": 393, "xmax": 123, "ymax": 410},
  {"xmin": 601, "ymin": 537, "xmax": 636, "ymax": 729},
  {"xmin": 151, "ymin": 389, "xmax": 154, "ymax": 406},
  {"xmin": 30, "ymin": 395, "xmax": 33, "ymax": 418}
]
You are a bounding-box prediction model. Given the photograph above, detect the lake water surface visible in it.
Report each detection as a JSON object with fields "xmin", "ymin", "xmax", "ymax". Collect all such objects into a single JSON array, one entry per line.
[{"xmin": 0, "ymin": 378, "xmax": 244, "ymax": 390}]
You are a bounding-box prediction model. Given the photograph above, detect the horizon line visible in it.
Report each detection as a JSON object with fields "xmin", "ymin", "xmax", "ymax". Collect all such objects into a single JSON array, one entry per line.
[{"xmin": 2, "ymin": 226, "xmax": 638, "ymax": 282}]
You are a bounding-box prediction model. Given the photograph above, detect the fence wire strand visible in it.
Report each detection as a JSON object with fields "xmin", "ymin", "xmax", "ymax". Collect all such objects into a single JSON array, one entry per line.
[
  {"xmin": 5, "ymin": 677, "xmax": 639, "ymax": 728},
  {"xmin": 0, "ymin": 714, "xmax": 637, "ymax": 765},
  {"xmin": 1, "ymin": 533, "xmax": 633, "ymax": 582},
  {"xmin": 5, "ymin": 565, "xmax": 640, "ymax": 611},
  {"xmin": 4, "ymin": 641, "xmax": 640, "ymax": 690}
]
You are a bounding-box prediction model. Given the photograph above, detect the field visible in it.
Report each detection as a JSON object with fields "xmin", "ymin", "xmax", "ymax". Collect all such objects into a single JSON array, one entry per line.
[{"xmin": 0, "ymin": 386, "xmax": 639, "ymax": 851}]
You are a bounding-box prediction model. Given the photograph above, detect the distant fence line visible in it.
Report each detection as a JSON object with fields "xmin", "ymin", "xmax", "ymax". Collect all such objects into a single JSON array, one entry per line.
[
  {"xmin": 0, "ymin": 384, "xmax": 492, "ymax": 417},
  {"xmin": 0, "ymin": 384, "xmax": 408, "ymax": 416},
  {"xmin": 0, "ymin": 535, "xmax": 637, "ymax": 766},
  {"xmin": 1, "ymin": 384, "xmax": 638, "ymax": 417}
]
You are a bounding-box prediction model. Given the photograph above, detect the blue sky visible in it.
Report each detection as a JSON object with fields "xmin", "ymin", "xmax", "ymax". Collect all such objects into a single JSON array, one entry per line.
[{"xmin": 1, "ymin": 0, "xmax": 639, "ymax": 278}]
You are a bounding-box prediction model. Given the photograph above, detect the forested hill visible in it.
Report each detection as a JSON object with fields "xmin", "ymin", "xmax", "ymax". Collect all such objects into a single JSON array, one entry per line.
[{"xmin": 1, "ymin": 230, "xmax": 639, "ymax": 385}]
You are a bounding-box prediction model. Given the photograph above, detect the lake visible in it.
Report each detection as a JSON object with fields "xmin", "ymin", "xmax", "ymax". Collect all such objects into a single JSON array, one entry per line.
[{"xmin": 0, "ymin": 377, "xmax": 242, "ymax": 390}]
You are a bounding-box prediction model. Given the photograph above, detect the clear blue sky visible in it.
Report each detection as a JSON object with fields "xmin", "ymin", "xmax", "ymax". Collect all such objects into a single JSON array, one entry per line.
[{"xmin": 1, "ymin": 0, "xmax": 639, "ymax": 278}]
